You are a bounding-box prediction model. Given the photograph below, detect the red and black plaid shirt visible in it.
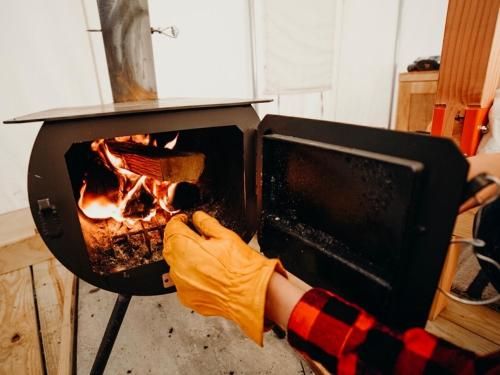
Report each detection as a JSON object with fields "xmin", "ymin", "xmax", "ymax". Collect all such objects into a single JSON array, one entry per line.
[{"xmin": 287, "ymin": 288, "xmax": 500, "ymax": 374}]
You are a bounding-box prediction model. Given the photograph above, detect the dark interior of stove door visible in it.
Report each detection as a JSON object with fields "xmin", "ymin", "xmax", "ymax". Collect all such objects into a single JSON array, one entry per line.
[
  {"xmin": 260, "ymin": 135, "xmax": 423, "ymax": 314},
  {"xmin": 65, "ymin": 126, "xmax": 246, "ymax": 278},
  {"xmin": 258, "ymin": 115, "xmax": 469, "ymax": 329}
]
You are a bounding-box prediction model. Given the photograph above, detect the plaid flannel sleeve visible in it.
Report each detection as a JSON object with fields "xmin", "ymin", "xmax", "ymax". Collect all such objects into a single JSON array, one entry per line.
[{"xmin": 287, "ymin": 288, "xmax": 500, "ymax": 374}]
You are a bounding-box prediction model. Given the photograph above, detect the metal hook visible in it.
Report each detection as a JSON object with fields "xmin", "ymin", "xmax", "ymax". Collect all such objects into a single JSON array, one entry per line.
[{"xmin": 151, "ymin": 25, "xmax": 179, "ymax": 38}]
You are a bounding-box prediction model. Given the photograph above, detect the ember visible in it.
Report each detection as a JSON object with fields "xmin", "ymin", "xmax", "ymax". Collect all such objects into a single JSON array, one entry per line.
[{"xmin": 76, "ymin": 133, "xmax": 204, "ymax": 274}]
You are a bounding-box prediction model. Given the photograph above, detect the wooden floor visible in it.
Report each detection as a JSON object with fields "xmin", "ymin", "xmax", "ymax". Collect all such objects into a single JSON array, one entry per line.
[
  {"xmin": 0, "ymin": 209, "xmax": 499, "ymax": 374},
  {"xmin": 0, "ymin": 224, "xmax": 77, "ymax": 375}
]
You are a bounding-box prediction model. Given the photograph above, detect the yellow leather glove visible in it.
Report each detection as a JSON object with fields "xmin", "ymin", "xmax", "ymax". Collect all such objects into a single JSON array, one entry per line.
[{"xmin": 163, "ymin": 211, "xmax": 286, "ymax": 346}]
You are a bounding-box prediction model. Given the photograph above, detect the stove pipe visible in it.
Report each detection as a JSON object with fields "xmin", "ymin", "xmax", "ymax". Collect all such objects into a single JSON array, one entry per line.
[{"xmin": 97, "ymin": 0, "xmax": 158, "ymax": 102}]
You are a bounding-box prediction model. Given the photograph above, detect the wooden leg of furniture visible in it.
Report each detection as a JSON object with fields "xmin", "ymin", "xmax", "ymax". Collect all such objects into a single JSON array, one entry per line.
[{"xmin": 428, "ymin": 243, "xmax": 460, "ymax": 320}]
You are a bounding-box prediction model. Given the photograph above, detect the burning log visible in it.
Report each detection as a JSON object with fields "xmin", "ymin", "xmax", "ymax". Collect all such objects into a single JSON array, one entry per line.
[
  {"xmin": 122, "ymin": 183, "xmax": 155, "ymax": 219},
  {"xmin": 170, "ymin": 182, "xmax": 201, "ymax": 210},
  {"xmin": 106, "ymin": 141, "xmax": 205, "ymax": 182}
]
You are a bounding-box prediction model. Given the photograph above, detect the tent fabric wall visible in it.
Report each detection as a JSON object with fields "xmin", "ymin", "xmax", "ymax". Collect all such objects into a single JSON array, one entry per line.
[
  {"xmin": 254, "ymin": 0, "xmax": 401, "ymax": 126},
  {"xmin": 0, "ymin": 0, "xmax": 102, "ymax": 215},
  {"xmin": 389, "ymin": 0, "xmax": 448, "ymax": 128},
  {"xmin": 0, "ymin": 0, "xmax": 448, "ymax": 215},
  {"xmin": 262, "ymin": 0, "xmax": 337, "ymax": 94}
]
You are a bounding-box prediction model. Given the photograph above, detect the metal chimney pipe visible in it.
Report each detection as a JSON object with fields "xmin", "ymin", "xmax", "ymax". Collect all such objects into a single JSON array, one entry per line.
[{"xmin": 97, "ymin": 0, "xmax": 158, "ymax": 102}]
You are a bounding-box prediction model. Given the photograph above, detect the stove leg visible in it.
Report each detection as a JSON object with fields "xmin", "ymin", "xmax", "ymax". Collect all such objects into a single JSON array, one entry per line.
[{"xmin": 90, "ymin": 294, "xmax": 132, "ymax": 375}]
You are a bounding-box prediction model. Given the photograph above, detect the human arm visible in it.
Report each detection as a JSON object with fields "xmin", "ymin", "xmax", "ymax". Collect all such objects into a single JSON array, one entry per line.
[
  {"xmin": 459, "ymin": 153, "xmax": 500, "ymax": 213},
  {"xmin": 268, "ymin": 278, "xmax": 499, "ymax": 374},
  {"xmin": 467, "ymin": 153, "xmax": 500, "ymax": 180},
  {"xmin": 162, "ymin": 211, "xmax": 287, "ymax": 345},
  {"xmin": 163, "ymin": 212, "xmax": 499, "ymax": 374},
  {"xmin": 265, "ymin": 272, "xmax": 304, "ymax": 331}
]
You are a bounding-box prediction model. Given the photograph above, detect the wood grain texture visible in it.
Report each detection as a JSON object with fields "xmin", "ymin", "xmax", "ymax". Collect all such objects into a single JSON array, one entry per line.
[
  {"xmin": 436, "ymin": 0, "xmax": 500, "ymax": 136},
  {"xmin": 56, "ymin": 271, "xmax": 77, "ymax": 375},
  {"xmin": 452, "ymin": 209, "xmax": 476, "ymax": 238},
  {"xmin": 437, "ymin": 0, "xmax": 500, "ymax": 106},
  {"xmin": 440, "ymin": 299, "xmax": 500, "ymax": 345},
  {"xmin": 107, "ymin": 141, "xmax": 205, "ymax": 182},
  {"xmin": 429, "ymin": 243, "xmax": 461, "ymax": 320},
  {"xmin": 396, "ymin": 72, "xmax": 438, "ymax": 132},
  {"xmin": 426, "ymin": 316, "xmax": 499, "ymax": 355},
  {"xmin": 399, "ymin": 71, "xmax": 439, "ymax": 82},
  {"xmin": 32, "ymin": 260, "xmax": 77, "ymax": 375},
  {"xmin": 408, "ymin": 94, "xmax": 436, "ymax": 132},
  {"xmin": 0, "ymin": 267, "xmax": 43, "ymax": 374},
  {"xmin": 0, "ymin": 235, "xmax": 53, "ymax": 275}
]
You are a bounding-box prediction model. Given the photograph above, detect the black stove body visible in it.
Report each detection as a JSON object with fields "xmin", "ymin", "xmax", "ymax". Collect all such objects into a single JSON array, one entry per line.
[{"xmin": 6, "ymin": 99, "xmax": 468, "ymax": 329}]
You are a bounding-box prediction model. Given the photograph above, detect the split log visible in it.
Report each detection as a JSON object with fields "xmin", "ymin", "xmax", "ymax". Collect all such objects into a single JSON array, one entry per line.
[
  {"xmin": 170, "ymin": 182, "xmax": 201, "ymax": 210},
  {"xmin": 107, "ymin": 141, "xmax": 205, "ymax": 182}
]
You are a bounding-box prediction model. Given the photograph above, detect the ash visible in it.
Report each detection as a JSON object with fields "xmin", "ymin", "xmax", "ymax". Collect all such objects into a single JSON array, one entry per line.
[
  {"xmin": 80, "ymin": 199, "xmax": 245, "ymax": 276},
  {"xmin": 262, "ymin": 212, "xmax": 380, "ymax": 274}
]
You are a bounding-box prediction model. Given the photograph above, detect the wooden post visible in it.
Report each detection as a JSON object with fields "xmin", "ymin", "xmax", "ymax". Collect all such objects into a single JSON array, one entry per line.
[
  {"xmin": 431, "ymin": 0, "xmax": 500, "ymax": 156},
  {"xmin": 97, "ymin": 0, "xmax": 158, "ymax": 102}
]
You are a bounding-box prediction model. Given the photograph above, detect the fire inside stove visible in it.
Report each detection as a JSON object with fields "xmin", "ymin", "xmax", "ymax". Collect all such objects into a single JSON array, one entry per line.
[{"xmin": 65, "ymin": 127, "xmax": 245, "ymax": 275}]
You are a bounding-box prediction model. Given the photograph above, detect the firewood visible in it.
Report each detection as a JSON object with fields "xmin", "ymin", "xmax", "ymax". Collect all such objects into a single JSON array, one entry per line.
[
  {"xmin": 170, "ymin": 182, "xmax": 201, "ymax": 210},
  {"xmin": 106, "ymin": 141, "xmax": 205, "ymax": 182}
]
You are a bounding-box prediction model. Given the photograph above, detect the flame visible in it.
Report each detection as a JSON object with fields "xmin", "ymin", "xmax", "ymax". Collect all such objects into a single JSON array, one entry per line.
[
  {"xmin": 78, "ymin": 133, "xmax": 181, "ymax": 225},
  {"xmin": 131, "ymin": 134, "xmax": 151, "ymax": 145},
  {"xmin": 164, "ymin": 133, "xmax": 179, "ymax": 149},
  {"xmin": 78, "ymin": 183, "xmax": 122, "ymax": 222}
]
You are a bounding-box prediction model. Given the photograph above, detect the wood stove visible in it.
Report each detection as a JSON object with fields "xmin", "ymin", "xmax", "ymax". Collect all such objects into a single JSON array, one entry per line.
[
  {"xmin": 6, "ymin": 99, "xmax": 265, "ymax": 296},
  {"xmin": 5, "ymin": 98, "xmax": 471, "ymax": 370}
]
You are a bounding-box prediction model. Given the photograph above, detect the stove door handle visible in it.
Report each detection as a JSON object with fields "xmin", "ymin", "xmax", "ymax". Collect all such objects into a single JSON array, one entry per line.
[{"xmin": 37, "ymin": 198, "xmax": 63, "ymax": 238}]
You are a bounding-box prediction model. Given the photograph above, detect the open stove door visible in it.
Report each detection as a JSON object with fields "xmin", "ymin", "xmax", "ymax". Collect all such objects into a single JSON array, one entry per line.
[{"xmin": 257, "ymin": 115, "xmax": 468, "ymax": 329}]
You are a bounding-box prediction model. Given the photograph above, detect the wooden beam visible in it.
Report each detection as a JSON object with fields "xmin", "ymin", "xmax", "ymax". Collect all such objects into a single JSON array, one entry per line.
[
  {"xmin": 32, "ymin": 260, "xmax": 77, "ymax": 375},
  {"xmin": 0, "ymin": 267, "xmax": 44, "ymax": 374},
  {"xmin": 437, "ymin": 0, "xmax": 500, "ymax": 108},
  {"xmin": 428, "ymin": 243, "xmax": 461, "ymax": 320},
  {"xmin": 433, "ymin": 0, "xmax": 500, "ymax": 145},
  {"xmin": 0, "ymin": 235, "xmax": 53, "ymax": 276}
]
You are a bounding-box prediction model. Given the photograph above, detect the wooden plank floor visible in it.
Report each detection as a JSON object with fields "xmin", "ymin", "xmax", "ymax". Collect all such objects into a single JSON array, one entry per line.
[
  {"xmin": 0, "ymin": 267, "xmax": 44, "ymax": 374},
  {"xmin": 0, "ymin": 209, "xmax": 499, "ymax": 374},
  {"xmin": 0, "ymin": 209, "xmax": 76, "ymax": 375}
]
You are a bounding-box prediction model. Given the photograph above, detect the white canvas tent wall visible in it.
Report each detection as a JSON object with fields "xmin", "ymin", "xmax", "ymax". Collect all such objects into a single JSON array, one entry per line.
[{"xmin": 0, "ymin": 0, "xmax": 448, "ymax": 215}]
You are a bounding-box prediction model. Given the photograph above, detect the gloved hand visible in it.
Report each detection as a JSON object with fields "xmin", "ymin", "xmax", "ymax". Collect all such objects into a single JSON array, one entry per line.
[{"xmin": 163, "ymin": 211, "xmax": 286, "ymax": 345}]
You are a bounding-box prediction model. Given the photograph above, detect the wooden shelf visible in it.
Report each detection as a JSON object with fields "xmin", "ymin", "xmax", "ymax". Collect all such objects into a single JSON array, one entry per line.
[{"xmin": 395, "ymin": 71, "xmax": 439, "ymax": 133}]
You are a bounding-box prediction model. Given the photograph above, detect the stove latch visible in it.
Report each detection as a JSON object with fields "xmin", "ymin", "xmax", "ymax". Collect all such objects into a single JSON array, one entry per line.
[{"xmin": 37, "ymin": 198, "xmax": 63, "ymax": 238}]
